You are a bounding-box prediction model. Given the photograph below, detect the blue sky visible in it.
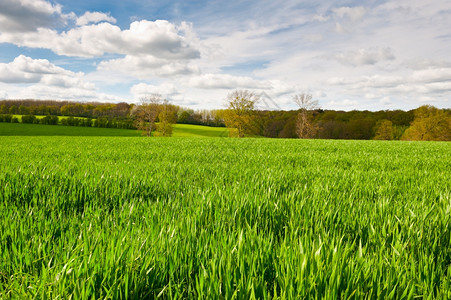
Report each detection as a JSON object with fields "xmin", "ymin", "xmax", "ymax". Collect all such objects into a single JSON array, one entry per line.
[{"xmin": 0, "ymin": 0, "xmax": 450, "ymax": 110}]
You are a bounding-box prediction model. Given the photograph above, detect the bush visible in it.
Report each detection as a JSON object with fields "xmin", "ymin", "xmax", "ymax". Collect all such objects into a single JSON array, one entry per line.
[
  {"xmin": 41, "ymin": 115, "xmax": 59, "ymax": 125},
  {"xmin": 94, "ymin": 117, "xmax": 109, "ymax": 128},
  {"xmin": 83, "ymin": 118, "xmax": 93, "ymax": 127},
  {"xmin": 0, "ymin": 114, "xmax": 13, "ymax": 123},
  {"xmin": 22, "ymin": 115, "xmax": 37, "ymax": 124}
]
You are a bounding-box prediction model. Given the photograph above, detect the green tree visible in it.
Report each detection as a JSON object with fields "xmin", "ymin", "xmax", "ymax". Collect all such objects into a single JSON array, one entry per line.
[
  {"xmin": 9, "ymin": 105, "xmax": 17, "ymax": 114},
  {"xmin": 402, "ymin": 105, "xmax": 450, "ymax": 141},
  {"xmin": 1, "ymin": 104, "xmax": 8, "ymax": 114},
  {"xmin": 373, "ymin": 120, "xmax": 394, "ymax": 140},
  {"xmin": 156, "ymin": 100, "xmax": 176, "ymax": 137},
  {"xmin": 133, "ymin": 95, "xmax": 162, "ymax": 137},
  {"xmin": 223, "ymin": 90, "xmax": 259, "ymax": 137},
  {"xmin": 19, "ymin": 105, "xmax": 30, "ymax": 115}
]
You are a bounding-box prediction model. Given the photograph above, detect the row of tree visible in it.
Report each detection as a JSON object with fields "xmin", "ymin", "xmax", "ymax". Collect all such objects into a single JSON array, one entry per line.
[
  {"xmin": 0, "ymin": 99, "xmax": 223, "ymax": 127},
  {"xmin": 0, "ymin": 100, "xmax": 132, "ymax": 119},
  {"xmin": 0, "ymin": 114, "xmax": 135, "ymax": 129},
  {"xmin": 222, "ymin": 90, "xmax": 450, "ymax": 141},
  {"xmin": 1, "ymin": 95, "xmax": 449, "ymax": 140}
]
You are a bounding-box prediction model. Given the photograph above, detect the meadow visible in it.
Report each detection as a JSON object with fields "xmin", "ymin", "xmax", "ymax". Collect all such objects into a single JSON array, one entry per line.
[
  {"xmin": 0, "ymin": 122, "xmax": 229, "ymax": 137},
  {"xmin": 0, "ymin": 137, "xmax": 450, "ymax": 299}
]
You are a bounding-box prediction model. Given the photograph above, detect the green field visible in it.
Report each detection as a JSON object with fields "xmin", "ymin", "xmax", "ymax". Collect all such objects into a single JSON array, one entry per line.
[
  {"xmin": 0, "ymin": 122, "xmax": 229, "ymax": 137},
  {"xmin": 1, "ymin": 137, "xmax": 450, "ymax": 299}
]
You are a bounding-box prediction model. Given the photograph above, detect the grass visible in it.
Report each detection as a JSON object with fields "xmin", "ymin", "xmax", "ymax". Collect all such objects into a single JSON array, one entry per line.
[
  {"xmin": 172, "ymin": 124, "xmax": 229, "ymax": 137},
  {"xmin": 0, "ymin": 122, "xmax": 140, "ymax": 136},
  {"xmin": 0, "ymin": 122, "xmax": 229, "ymax": 137},
  {"xmin": 0, "ymin": 137, "xmax": 450, "ymax": 299}
]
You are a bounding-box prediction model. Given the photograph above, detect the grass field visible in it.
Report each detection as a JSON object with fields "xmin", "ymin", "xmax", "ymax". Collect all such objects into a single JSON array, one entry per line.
[
  {"xmin": 0, "ymin": 137, "xmax": 450, "ymax": 299},
  {"xmin": 0, "ymin": 122, "xmax": 229, "ymax": 137}
]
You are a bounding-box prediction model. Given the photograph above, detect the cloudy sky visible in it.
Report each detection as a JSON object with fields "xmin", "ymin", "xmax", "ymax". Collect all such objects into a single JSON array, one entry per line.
[{"xmin": 0, "ymin": 0, "xmax": 450, "ymax": 110}]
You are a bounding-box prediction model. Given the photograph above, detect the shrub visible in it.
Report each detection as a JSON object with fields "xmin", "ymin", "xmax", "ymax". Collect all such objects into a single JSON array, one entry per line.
[
  {"xmin": 41, "ymin": 115, "xmax": 59, "ymax": 125},
  {"xmin": 22, "ymin": 115, "xmax": 37, "ymax": 124},
  {"xmin": 0, "ymin": 114, "xmax": 13, "ymax": 123}
]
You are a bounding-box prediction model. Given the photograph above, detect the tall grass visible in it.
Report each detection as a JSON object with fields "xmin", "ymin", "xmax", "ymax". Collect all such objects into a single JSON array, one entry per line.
[{"xmin": 0, "ymin": 137, "xmax": 450, "ymax": 298}]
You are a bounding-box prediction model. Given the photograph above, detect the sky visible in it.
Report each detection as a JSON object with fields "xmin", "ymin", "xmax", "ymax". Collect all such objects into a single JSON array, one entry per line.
[{"xmin": 0, "ymin": 0, "xmax": 450, "ymax": 111}]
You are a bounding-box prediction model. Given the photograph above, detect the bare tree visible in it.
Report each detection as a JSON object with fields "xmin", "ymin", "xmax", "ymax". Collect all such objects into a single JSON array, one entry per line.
[
  {"xmin": 294, "ymin": 93, "xmax": 319, "ymax": 139},
  {"xmin": 133, "ymin": 94, "xmax": 162, "ymax": 137},
  {"xmin": 223, "ymin": 90, "xmax": 260, "ymax": 137}
]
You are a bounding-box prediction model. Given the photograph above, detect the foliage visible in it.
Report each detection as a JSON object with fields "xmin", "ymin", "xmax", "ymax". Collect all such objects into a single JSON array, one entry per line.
[
  {"xmin": 402, "ymin": 105, "xmax": 450, "ymax": 141},
  {"xmin": 0, "ymin": 114, "xmax": 13, "ymax": 123},
  {"xmin": 0, "ymin": 100, "xmax": 133, "ymax": 118},
  {"xmin": 1, "ymin": 100, "xmax": 448, "ymax": 141},
  {"xmin": 223, "ymin": 90, "xmax": 260, "ymax": 137},
  {"xmin": 133, "ymin": 95, "xmax": 163, "ymax": 137},
  {"xmin": 40, "ymin": 115, "xmax": 59, "ymax": 125},
  {"xmin": 177, "ymin": 108, "xmax": 225, "ymax": 127},
  {"xmin": 0, "ymin": 138, "xmax": 450, "ymax": 298},
  {"xmin": 21, "ymin": 114, "xmax": 37, "ymax": 124},
  {"xmin": 373, "ymin": 119, "xmax": 394, "ymax": 140},
  {"xmin": 155, "ymin": 100, "xmax": 177, "ymax": 137}
]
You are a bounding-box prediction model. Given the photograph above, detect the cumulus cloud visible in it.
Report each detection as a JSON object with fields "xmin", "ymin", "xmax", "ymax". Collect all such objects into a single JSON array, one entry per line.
[
  {"xmin": 0, "ymin": 55, "xmax": 95, "ymax": 94},
  {"xmin": 187, "ymin": 74, "xmax": 269, "ymax": 90},
  {"xmin": 326, "ymin": 66, "xmax": 451, "ymax": 107},
  {"xmin": 0, "ymin": 19, "xmax": 201, "ymax": 60},
  {"xmin": 76, "ymin": 12, "xmax": 116, "ymax": 26},
  {"xmin": 328, "ymin": 48, "xmax": 395, "ymax": 67},
  {"xmin": 0, "ymin": 0, "xmax": 72, "ymax": 32},
  {"xmin": 410, "ymin": 68, "xmax": 451, "ymax": 83},
  {"xmin": 98, "ymin": 55, "xmax": 200, "ymax": 78},
  {"xmin": 130, "ymin": 83, "xmax": 179, "ymax": 99},
  {"xmin": 0, "ymin": 55, "xmax": 80, "ymax": 84}
]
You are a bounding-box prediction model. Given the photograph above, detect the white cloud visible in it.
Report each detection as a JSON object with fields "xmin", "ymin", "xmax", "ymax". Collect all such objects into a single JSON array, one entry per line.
[
  {"xmin": 304, "ymin": 34, "xmax": 323, "ymax": 43},
  {"xmin": 328, "ymin": 99, "xmax": 359, "ymax": 108},
  {"xmin": 0, "ymin": 0, "xmax": 73, "ymax": 32},
  {"xmin": 98, "ymin": 55, "xmax": 200, "ymax": 78},
  {"xmin": 76, "ymin": 12, "xmax": 116, "ymax": 26},
  {"xmin": 334, "ymin": 22, "xmax": 346, "ymax": 34},
  {"xmin": 328, "ymin": 48, "xmax": 395, "ymax": 67},
  {"xmin": 0, "ymin": 90, "xmax": 7, "ymax": 100},
  {"xmin": 0, "ymin": 55, "xmax": 109, "ymax": 101},
  {"xmin": 0, "ymin": 20, "xmax": 200, "ymax": 60},
  {"xmin": 130, "ymin": 82, "xmax": 179, "ymax": 99},
  {"xmin": 324, "ymin": 65, "xmax": 451, "ymax": 110},
  {"xmin": 332, "ymin": 6, "xmax": 366, "ymax": 34},
  {"xmin": 312, "ymin": 14, "xmax": 329, "ymax": 22},
  {"xmin": 379, "ymin": 97, "xmax": 392, "ymax": 105},
  {"xmin": 410, "ymin": 68, "xmax": 451, "ymax": 83},
  {"xmin": 0, "ymin": 55, "xmax": 81, "ymax": 84},
  {"xmin": 187, "ymin": 74, "xmax": 269, "ymax": 90},
  {"xmin": 333, "ymin": 6, "xmax": 366, "ymax": 21}
]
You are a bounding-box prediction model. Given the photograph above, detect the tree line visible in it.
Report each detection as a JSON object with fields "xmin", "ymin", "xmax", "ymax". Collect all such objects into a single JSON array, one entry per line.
[
  {"xmin": 222, "ymin": 90, "xmax": 450, "ymax": 141},
  {"xmin": 0, "ymin": 99, "xmax": 224, "ymax": 127},
  {"xmin": 1, "ymin": 94, "xmax": 449, "ymax": 141}
]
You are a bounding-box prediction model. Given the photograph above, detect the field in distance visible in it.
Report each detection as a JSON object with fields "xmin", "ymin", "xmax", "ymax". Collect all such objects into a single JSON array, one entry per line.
[
  {"xmin": 1, "ymin": 137, "xmax": 450, "ymax": 298},
  {"xmin": 0, "ymin": 122, "xmax": 229, "ymax": 137}
]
